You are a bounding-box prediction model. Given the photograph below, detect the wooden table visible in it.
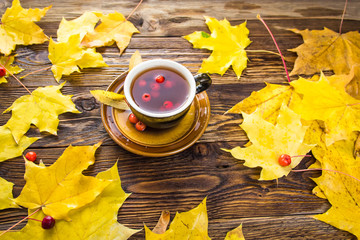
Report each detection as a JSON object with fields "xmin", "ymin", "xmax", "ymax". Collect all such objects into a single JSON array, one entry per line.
[{"xmin": 0, "ymin": 0, "xmax": 359, "ymax": 239}]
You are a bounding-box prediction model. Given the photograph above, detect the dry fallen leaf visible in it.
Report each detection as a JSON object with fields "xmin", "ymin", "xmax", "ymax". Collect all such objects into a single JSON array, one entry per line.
[
  {"xmin": 225, "ymin": 104, "xmax": 314, "ymax": 180},
  {"xmin": 0, "ymin": 56, "xmax": 23, "ymax": 84},
  {"xmin": 289, "ymin": 27, "xmax": 360, "ymax": 76},
  {"xmin": 0, "ymin": 0, "xmax": 51, "ymax": 55},
  {"xmin": 3, "ymin": 82, "xmax": 79, "ymax": 143},
  {"xmin": 90, "ymin": 90, "xmax": 129, "ymax": 110},
  {"xmin": 184, "ymin": 16, "xmax": 251, "ymax": 79},
  {"xmin": 15, "ymin": 143, "xmax": 111, "ymax": 220},
  {"xmin": 81, "ymin": 12, "xmax": 139, "ymax": 54}
]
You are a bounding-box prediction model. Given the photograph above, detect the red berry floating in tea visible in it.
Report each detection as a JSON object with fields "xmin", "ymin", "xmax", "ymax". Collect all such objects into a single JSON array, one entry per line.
[
  {"xmin": 128, "ymin": 113, "xmax": 139, "ymax": 124},
  {"xmin": 150, "ymin": 82, "xmax": 160, "ymax": 91},
  {"xmin": 164, "ymin": 80, "xmax": 173, "ymax": 88},
  {"xmin": 155, "ymin": 74, "xmax": 165, "ymax": 83},
  {"xmin": 138, "ymin": 79, "xmax": 147, "ymax": 87},
  {"xmin": 42, "ymin": 216, "xmax": 55, "ymax": 229},
  {"xmin": 135, "ymin": 121, "xmax": 146, "ymax": 131},
  {"xmin": 142, "ymin": 93, "xmax": 151, "ymax": 102},
  {"xmin": 163, "ymin": 100, "xmax": 173, "ymax": 110},
  {"xmin": 0, "ymin": 67, "xmax": 6, "ymax": 77},
  {"xmin": 25, "ymin": 151, "xmax": 37, "ymax": 162},
  {"xmin": 278, "ymin": 154, "xmax": 291, "ymax": 166}
]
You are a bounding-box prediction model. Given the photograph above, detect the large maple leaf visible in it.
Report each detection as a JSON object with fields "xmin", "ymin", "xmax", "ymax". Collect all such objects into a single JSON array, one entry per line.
[
  {"xmin": 14, "ymin": 143, "xmax": 111, "ymax": 220},
  {"xmin": 3, "ymin": 82, "xmax": 79, "ymax": 143},
  {"xmin": 291, "ymin": 73, "xmax": 360, "ymax": 146},
  {"xmin": 57, "ymin": 12, "xmax": 100, "ymax": 43},
  {"xmin": 225, "ymin": 104, "xmax": 314, "ymax": 180},
  {"xmin": 145, "ymin": 198, "xmax": 211, "ymax": 239},
  {"xmin": 0, "ymin": 125, "xmax": 38, "ymax": 162},
  {"xmin": 1, "ymin": 163, "xmax": 139, "ymax": 239},
  {"xmin": 183, "ymin": 16, "xmax": 251, "ymax": 79},
  {"xmin": 0, "ymin": 0, "xmax": 51, "ymax": 55},
  {"xmin": 48, "ymin": 34, "xmax": 108, "ymax": 81},
  {"xmin": 310, "ymin": 137, "xmax": 360, "ymax": 238},
  {"xmin": 0, "ymin": 56, "xmax": 23, "ymax": 84},
  {"xmin": 227, "ymin": 83, "xmax": 301, "ymax": 124},
  {"xmin": 289, "ymin": 27, "xmax": 360, "ymax": 76},
  {"xmin": 81, "ymin": 12, "xmax": 139, "ymax": 54},
  {"xmin": 0, "ymin": 176, "xmax": 18, "ymax": 210}
]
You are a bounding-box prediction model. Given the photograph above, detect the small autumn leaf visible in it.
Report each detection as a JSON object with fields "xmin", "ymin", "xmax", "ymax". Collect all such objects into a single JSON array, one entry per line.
[
  {"xmin": 0, "ymin": 0, "xmax": 51, "ymax": 55},
  {"xmin": 15, "ymin": 143, "xmax": 111, "ymax": 220},
  {"xmin": 90, "ymin": 90, "xmax": 129, "ymax": 110},
  {"xmin": 0, "ymin": 176, "xmax": 18, "ymax": 210},
  {"xmin": 291, "ymin": 73, "xmax": 360, "ymax": 146},
  {"xmin": 57, "ymin": 12, "xmax": 100, "ymax": 43},
  {"xmin": 4, "ymin": 82, "xmax": 79, "ymax": 144},
  {"xmin": 129, "ymin": 50, "xmax": 142, "ymax": 71},
  {"xmin": 0, "ymin": 125, "xmax": 38, "ymax": 162},
  {"xmin": 48, "ymin": 34, "xmax": 108, "ymax": 81},
  {"xmin": 184, "ymin": 16, "xmax": 251, "ymax": 79},
  {"xmin": 0, "ymin": 56, "xmax": 23, "ymax": 84},
  {"xmin": 224, "ymin": 104, "xmax": 314, "ymax": 180},
  {"xmin": 226, "ymin": 83, "xmax": 301, "ymax": 124},
  {"xmin": 310, "ymin": 137, "xmax": 360, "ymax": 238},
  {"xmin": 145, "ymin": 197, "xmax": 210, "ymax": 239},
  {"xmin": 1, "ymin": 162, "xmax": 140, "ymax": 239},
  {"xmin": 81, "ymin": 12, "xmax": 139, "ymax": 54},
  {"xmin": 225, "ymin": 224, "xmax": 245, "ymax": 240},
  {"xmin": 289, "ymin": 27, "xmax": 360, "ymax": 76}
]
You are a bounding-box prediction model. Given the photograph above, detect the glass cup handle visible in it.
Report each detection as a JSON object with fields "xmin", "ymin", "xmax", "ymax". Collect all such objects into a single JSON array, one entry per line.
[{"xmin": 194, "ymin": 73, "xmax": 212, "ymax": 94}]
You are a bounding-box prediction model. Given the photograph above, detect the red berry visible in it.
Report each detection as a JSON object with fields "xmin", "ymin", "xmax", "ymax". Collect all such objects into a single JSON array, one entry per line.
[
  {"xmin": 42, "ymin": 216, "xmax": 55, "ymax": 229},
  {"xmin": 164, "ymin": 80, "xmax": 173, "ymax": 88},
  {"xmin": 163, "ymin": 101, "xmax": 173, "ymax": 110},
  {"xmin": 150, "ymin": 90, "xmax": 160, "ymax": 98},
  {"xmin": 155, "ymin": 75, "xmax": 165, "ymax": 83},
  {"xmin": 0, "ymin": 67, "xmax": 6, "ymax": 77},
  {"xmin": 25, "ymin": 151, "xmax": 37, "ymax": 162},
  {"xmin": 142, "ymin": 93, "xmax": 151, "ymax": 102},
  {"xmin": 150, "ymin": 82, "xmax": 160, "ymax": 91},
  {"xmin": 278, "ymin": 154, "xmax": 291, "ymax": 166},
  {"xmin": 138, "ymin": 79, "xmax": 147, "ymax": 87},
  {"xmin": 135, "ymin": 121, "xmax": 146, "ymax": 131},
  {"xmin": 128, "ymin": 113, "xmax": 139, "ymax": 124}
]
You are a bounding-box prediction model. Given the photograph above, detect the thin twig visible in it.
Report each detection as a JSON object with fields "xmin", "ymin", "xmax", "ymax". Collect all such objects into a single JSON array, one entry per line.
[
  {"xmin": 0, "ymin": 208, "xmax": 40, "ymax": 237},
  {"xmin": 0, "ymin": 62, "xmax": 32, "ymax": 94},
  {"xmin": 292, "ymin": 168, "xmax": 360, "ymax": 183},
  {"xmin": 246, "ymin": 49, "xmax": 282, "ymax": 58},
  {"xmin": 20, "ymin": 66, "xmax": 51, "ymax": 79},
  {"xmin": 257, "ymin": 14, "xmax": 291, "ymax": 83},
  {"xmin": 339, "ymin": 0, "xmax": 348, "ymax": 35},
  {"xmin": 126, "ymin": 0, "xmax": 143, "ymax": 20},
  {"xmin": 291, "ymin": 155, "xmax": 312, "ymax": 158}
]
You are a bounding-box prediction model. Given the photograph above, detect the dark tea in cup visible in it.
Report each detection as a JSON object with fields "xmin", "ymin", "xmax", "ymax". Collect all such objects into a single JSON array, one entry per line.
[{"xmin": 131, "ymin": 68, "xmax": 190, "ymax": 114}]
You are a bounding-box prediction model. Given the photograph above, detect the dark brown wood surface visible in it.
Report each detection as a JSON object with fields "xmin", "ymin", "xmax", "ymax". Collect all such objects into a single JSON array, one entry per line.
[{"xmin": 0, "ymin": 0, "xmax": 359, "ymax": 239}]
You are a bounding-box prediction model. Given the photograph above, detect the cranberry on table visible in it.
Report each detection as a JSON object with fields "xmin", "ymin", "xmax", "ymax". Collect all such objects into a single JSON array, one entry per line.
[
  {"xmin": 42, "ymin": 216, "xmax": 55, "ymax": 229},
  {"xmin": 128, "ymin": 113, "xmax": 139, "ymax": 124},
  {"xmin": 0, "ymin": 67, "xmax": 6, "ymax": 77},
  {"xmin": 135, "ymin": 121, "xmax": 146, "ymax": 131},
  {"xmin": 25, "ymin": 151, "xmax": 37, "ymax": 162},
  {"xmin": 278, "ymin": 154, "xmax": 291, "ymax": 166}
]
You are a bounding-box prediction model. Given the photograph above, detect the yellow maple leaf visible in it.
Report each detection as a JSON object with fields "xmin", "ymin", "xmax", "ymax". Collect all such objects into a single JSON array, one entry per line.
[
  {"xmin": 225, "ymin": 104, "xmax": 314, "ymax": 180},
  {"xmin": 0, "ymin": 56, "xmax": 23, "ymax": 84},
  {"xmin": 0, "ymin": 0, "xmax": 51, "ymax": 55},
  {"xmin": 289, "ymin": 27, "xmax": 360, "ymax": 76},
  {"xmin": 224, "ymin": 224, "xmax": 245, "ymax": 240},
  {"xmin": 183, "ymin": 16, "xmax": 251, "ymax": 79},
  {"xmin": 57, "ymin": 12, "xmax": 100, "ymax": 43},
  {"xmin": 48, "ymin": 34, "xmax": 108, "ymax": 81},
  {"xmin": 310, "ymin": 137, "xmax": 360, "ymax": 238},
  {"xmin": 291, "ymin": 73, "xmax": 360, "ymax": 146},
  {"xmin": 0, "ymin": 176, "xmax": 18, "ymax": 210},
  {"xmin": 0, "ymin": 125, "xmax": 38, "ymax": 162},
  {"xmin": 3, "ymin": 82, "xmax": 80, "ymax": 143},
  {"xmin": 145, "ymin": 197, "xmax": 211, "ymax": 239},
  {"xmin": 227, "ymin": 83, "xmax": 301, "ymax": 124},
  {"xmin": 1, "ymin": 162, "xmax": 140, "ymax": 239},
  {"xmin": 81, "ymin": 12, "xmax": 139, "ymax": 54},
  {"xmin": 14, "ymin": 143, "xmax": 111, "ymax": 220}
]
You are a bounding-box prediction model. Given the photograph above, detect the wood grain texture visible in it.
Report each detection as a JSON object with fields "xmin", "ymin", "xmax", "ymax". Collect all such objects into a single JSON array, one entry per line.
[{"xmin": 0, "ymin": 0, "xmax": 359, "ymax": 239}]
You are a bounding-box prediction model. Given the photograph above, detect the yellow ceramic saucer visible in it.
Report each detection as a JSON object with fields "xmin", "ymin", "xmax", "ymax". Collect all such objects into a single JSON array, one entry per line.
[{"xmin": 101, "ymin": 72, "xmax": 210, "ymax": 157}]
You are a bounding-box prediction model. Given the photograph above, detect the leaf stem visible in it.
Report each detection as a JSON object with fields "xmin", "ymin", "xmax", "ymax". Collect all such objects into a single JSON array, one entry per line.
[
  {"xmin": 257, "ymin": 14, "xmax": 291, "ymax": 83},
  {"xmin": 0, "ymin": 208, "xmax": 40, "ymax": 237},
  {"xmin": 292, "ymin": 168, "xmax": 360, "ymax": 183},
  {"xmin": 291, "ymin": 155, "xmax": 312, "ymax": 158},
  {"xmin": 245, "ymin": 49, "xmax": 282, "ymax": 58},
  {"xmin": 339, "ymin": 0, "xmax": 348, "ymax": 35},
  {"xmin": 20, "ymin": 66, "xmax": 51, "ymax": 79},
  {"xmin": 0, "ymin": 62, "xmax": 32, "ymax": 94},
  {"xmin": 126, "ymin": 0, "xmax": 143, "ymax": 20}
]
